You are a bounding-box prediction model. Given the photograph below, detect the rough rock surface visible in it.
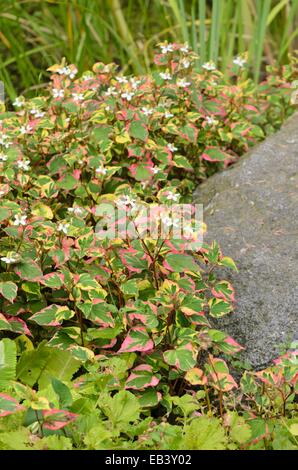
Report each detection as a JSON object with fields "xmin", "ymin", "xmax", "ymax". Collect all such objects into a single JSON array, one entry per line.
[{"xmin": 193, "ymin": 112, "xmax": 298, "ymax": 368}]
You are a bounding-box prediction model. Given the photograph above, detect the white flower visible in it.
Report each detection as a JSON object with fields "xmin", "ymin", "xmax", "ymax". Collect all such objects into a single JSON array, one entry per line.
[
  {"xmin": 130, "ymin": 78, "xmax": 141, "ymax": 89},
  {"xmin": 17, "ymin": 160, "xmax": 30, "ymax": 171},
  {"xmin": 52, "ymin": 88, "xmax": 65, "ymax": 98},
  {"xmin": 180, "ymin": 43, "xmax": 189, "ymax": 53},
  {"xmin": 13, "ymin": 213, "xmax": 27, "ymax": 226},
  {"xmin": 13, "ymin": 97, "xmax": 25, "ymax": 107},
  {"xmin": 117, "ymin": 195, "xmax": 136, "ymax": 209},
  {"xmin": 72, "ymin": 92, "xmax": 84, "ymax": 102},
  {"xmin": 160, "ymin": 44, "xmax": 174, "ymax": 54},
  {"xmin": 163, "ymin": 216, "xmax": 180, "ymax": 228},
  {"xmin": 166, "ymin": 191, "xmax": 180, "ymax": 202},
  {"xmin": 1, "ymin": 256, "xmax": 16, "ymax": 264},
  {"xmin": 0, "ymin": 133, "xmax": 9, "ymax": 145},
  {"xmin": 141, "ymin": 107, "xmax": 154, "ymax": 116},
  {"xmin": 181, "ymin": 59, "xmax": 191, "ymax": 69},
  {"xmin": 151, "ymin": 166, "xmax": 160, "ymax": 174},
  {"xmin": 121, "ymin": 91, "xmax": 135, "ymax": 101},
  {"xmin": 233, "ymin": 56, "xmax": 246, "ymax": 68},
  {"xmin": 116, "ymin": 76, "xmax": 128, "ymax": 84},
  {"xmin": 30, "ymin": 109, "xmax": 45, "ymax": 118},
  {"xmin": 105, "ymin": 86, "xmax": 117, "ymax": 96},
  {"xmin": 0, "ymin": 152, "xmax": 7, "ymax": 162},
  {"xmin": 68, "ymin": 207, "xmax": 83, "ymax": 216},
  {"xmin": 105, "ymin": 105, "xmax": 111, "ymax": 112},
  {"xmin": 167, "ymin": 143, "xmax": 178, "ymax": 152},
  {"xmin": 57, "ymin": 66, "xmax": 77, "ymax": 79},
  {"xmin": 164, "ymin": 111, "xmax": 174, "ymax": 118},
  {"xmin": 183, "ymin": 225, "xmax": 194, "ymax": 237},
  {"xmin": 202, "ymin": 61, "xmax": 216, "ymax": 71},
  {"xmin": 19, "ymin": 125, "xmax": 32, "ymax": 135},
  {"xmin": 205, "ymin": 116, "xmax": 218, "ymax": 126},
  {"xmin": 159, "ymin": 72, "xmax": 172, "ymax": 80},
  {"xmin": 57, "ymin": 222, "xmax": 70, "ymax": 234},
  {"xmin": 96, "ymin": 166, "xmax": 107, "ymax": 175},
  {"xmin": 177, "ymin": 78, "xmax": 191, "ymax": 88}
]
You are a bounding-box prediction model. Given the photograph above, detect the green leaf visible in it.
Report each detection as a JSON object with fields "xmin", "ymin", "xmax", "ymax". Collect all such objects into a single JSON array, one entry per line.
[
  {"xmin": 173, "ymin": 155, "xmax": 193, "ymax": 169},
  {"xmin": 219, "ymin": 256, "xmax": 238, "ymax": 271},
  {"xmin": 16, "ymin": 343, "xmax": 81, "ymax": 388},
  {"xmin": 119, "ymin": 327, "xmax": 153, "ymax": 353},
  {"xmin": 209, "ymin": 298, "xmax": 232, "ymax": 318},
  {"xmin": 0, "ymin": 338, "xmax": 17, "ymax": 388},
  {"xmin": 164, "ymin": 343, "xmax": 197, "ymax": 371},
  {"xmin": 14, "ymin": 261, "xmax": 43, "ymax": 281},
  {"xmin": 227, "ymin": 411, "xmax": 252, "ymax": 444},
  {"xmin": 182, "ymin": 416, "xmax": 228, "ymax": 450},
  {"xmin": 31, "ymin": 203, "xmax": 53, "ymax": 219},
  {"xmin": 126, "ymin": 365, "xmax": 160, "ymax": 390},
  {"xmin": 165, "ymin": 254, "xmax": 198, "ymax": 273},
  {"xmin": 102, "ymin": 390, "xmax": 140, "ymax": 426},
  {"xmin": 202, "ymin": 147, "xmax": 229, "ymax": 162},
  {"xmin": 120, "ymin": 279, "xmax": 139, "ymax": 297},
  {"xmin": 0, "ymin": 281, "xmax": 18, "ymax": 303},
  {"xmin": 40, "ymin": 272, "xmax": 64, "ymax": 289},
  {"xmin": 29, "ymin": 304, "xmax": 75, "ymax": 326},
  {"xmin": 129, "ymin": 121, "xmax": 148, "ymax": 142},
  {"xmin": 51, "ymin": 378, "xmax": 73, "ymax": 408}
]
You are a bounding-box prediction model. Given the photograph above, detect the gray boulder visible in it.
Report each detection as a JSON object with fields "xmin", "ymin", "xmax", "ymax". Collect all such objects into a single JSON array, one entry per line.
[{"xmin": 193, "ymin": 112, "xmax": 298, "ymax": 368}]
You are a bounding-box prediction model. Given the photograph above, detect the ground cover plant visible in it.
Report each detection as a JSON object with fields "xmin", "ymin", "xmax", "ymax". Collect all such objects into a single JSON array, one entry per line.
[
  {"xmin": 0, "ymin": 44, "xmax": 297, "ymax": 450},
  {"xmin": 1, "ymin": 0, "xmax": 298, "ymax": 99}
]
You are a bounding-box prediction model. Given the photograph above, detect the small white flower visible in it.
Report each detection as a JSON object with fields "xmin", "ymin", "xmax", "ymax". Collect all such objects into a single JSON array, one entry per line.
[
  {"xmin": 166, "ymin": 191, "xmax": 180, "ymax": 202},
  {"xmin": 68, "ymin": 207, "xmax": 83, "ymax": 216},
  {"xmin": 180, "ymin": 43, "xmax": 189, "ymax": 53},
  {"xmin": 19, "ymin": 125, "xmax": 32, "ymax": 135},
  {"xmin": 160, "ymin": 44, "xmax": 174, "ymax": 54},
  {"xmin": 177, "ymin": 78, "xmax": 191, "ymax": 88},
  {"xmin": 0, "ymin": 152, "xmax": 7, "ymax": 162},
  {"xmin": 30, "ymin": 108, "xmax": 45, "ymax": 118},
  {"xmin": 17, "ymin": 160, "xmax": 30, "ymax": 171},
  {"xmin": 163, "ymin": 216, "xmax": 180, "ymax": 228},
  {"xmin": 141, "ymin": 107, "xmax": 154, "ymax": 116},
  {"xmin": 205, "ymin": 116, "xmax": 218, "ymax": 126},
  {"xmin": 72, "ymin": 92, "xmax": 84, "ymax": 102},
  {"xmin": 117, "ymin": 195, "xmax": 136, "ymax": 209},
  {"xmin": 151, "ymin": 166, "xmax": 160, "ymax": 174},
  {"xmin": 167, "ymin": 143, "xmax": 178, "ymax": 152},
  {"xmin": 116, "ymin": 76, "xmax": 128, "ymax": 84},
  {"xmin": 202, "ymin": 61, "xmax": 216, "ymax": 71},
  {"xmin": 96, "ymin": 166, "xmax": 107, "ymax": 175},
  {"xmin": 181, "ymin": 59, "xmax": 191, "ymax": 69},
  {"xmin": 105, "ymin": 86, "xmax": 117, "ymax": 96},
  {"xmin": 52, "ymin": 88, "xmax": 65, "ymax": 98},
  {"xmin": 164, "ymin": 111, "xmax": 174, "ymax": 118},
  {"xmin": 105, "ymin": 105, "xmax": 111, "ymax": 112},
  {"xmin": 130, "ymin": 78, "xmax": 141, "ymax": 90},
  {"xmin": 57, "ymin": 222, "xmax": 70, "ymax": 234},
  {"xmin": 233, "ymin": 56, "xmax": 246, "ymax": 68},
  {"xmin": 183, "ymin": 225, "xmax": 194, "ymax": 237},
  {"xmin": 13, "ymin": 97, "xmax": 25, "ymax": 107},
  {"xmin": 159, "ymin": 72, "xmax": 172, "ymax": 80},
  {"xmin": 13, "ymin": 213, "xmax": 27, "ymax": 226},
  {"xmin": 0, "ymin": 133, "xmax": 9, "ymax": 144},
  {"xmin": 121, "ymin": 91, "xmax": 135, "ymax": 101},
  {"xmin": 57, "ymin": 66, "xmax": 77, "ymax": 79},
  {"xmin": 1, "ymin": 256, "xmax": 16, "ymax": 264}
]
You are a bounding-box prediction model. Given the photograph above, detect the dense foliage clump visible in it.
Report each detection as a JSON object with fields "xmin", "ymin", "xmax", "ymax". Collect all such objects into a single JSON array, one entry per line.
[{"xmin": 0, "ymin": 44, "xmax": 297, "ymax": 450}]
